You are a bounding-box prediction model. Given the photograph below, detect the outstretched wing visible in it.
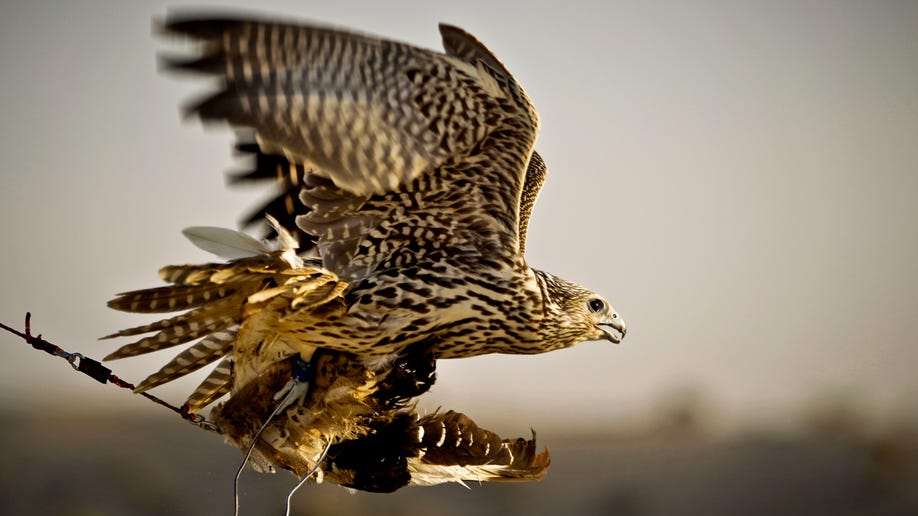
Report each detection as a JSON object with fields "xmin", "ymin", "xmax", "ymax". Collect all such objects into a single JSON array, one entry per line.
[
  {"xmin": 230, "ymin": 139, "xmax": 547, "ymax": 256},
  {"xmin": 229, "ymin": 139, "xmax": 316, "ymax": 249},
  {"xmin": 162, "ymin": 15, "xmax": 540, "ymax": 281},
  {"xmin": 227, "ymin": 24, "xmax": 548, "ymax": 255}
]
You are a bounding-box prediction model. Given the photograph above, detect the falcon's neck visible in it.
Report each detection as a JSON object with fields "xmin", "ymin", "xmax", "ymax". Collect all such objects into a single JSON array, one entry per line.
[
  {"xmin": 531, "ymin": 268, "xmax": 564, "ymax": 315},
  {"xmin": 528, "ymin": 267, "xmax": 590, "ymax": 351}
]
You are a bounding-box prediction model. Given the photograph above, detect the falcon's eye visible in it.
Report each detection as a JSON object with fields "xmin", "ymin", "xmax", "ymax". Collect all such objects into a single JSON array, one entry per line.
[{"xmin": 588, "ymin": 298, "xmax": 606, "ymax": 313}]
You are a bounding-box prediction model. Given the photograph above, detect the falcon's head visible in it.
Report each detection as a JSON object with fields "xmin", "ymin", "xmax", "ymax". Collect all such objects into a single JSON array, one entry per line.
[
  {"xmin": 583, "ymin": 295, "xmax": 626, "ymax": 344},
  {"xmin": 535, "ymin": 270, "xmax": 627, "ymax": 350}
]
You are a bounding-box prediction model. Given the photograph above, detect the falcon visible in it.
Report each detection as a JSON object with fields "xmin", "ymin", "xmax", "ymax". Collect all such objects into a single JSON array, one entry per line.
[
  {"xmin": 104, "ymin": 12, "xmax": 624, "ymax": 491},
  {"xmin": 150, "ymin": 14, "xmax": 627, "ymax": 362}
]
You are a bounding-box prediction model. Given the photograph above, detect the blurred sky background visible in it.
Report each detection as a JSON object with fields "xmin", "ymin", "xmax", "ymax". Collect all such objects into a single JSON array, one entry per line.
[{"xmin": 1, "ymin": 0, "xmax": 917, "ymax": 439}]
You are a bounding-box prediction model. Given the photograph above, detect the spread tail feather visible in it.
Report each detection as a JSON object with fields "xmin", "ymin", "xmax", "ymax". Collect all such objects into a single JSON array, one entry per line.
[
  {"xmin": 133, "ymin": 328, "xmax": 237, "ymax": 392},
  {"xmin": 106, "ymin": 284, "xmax": 239, "ymax": 314},
  {"xmin": 105, "ymin": 244, "xmax": 344, "ymax": 411},
  {"xmin": 185, "ymin": 354, "xmax": 235, "ymax": 410},
  {"xmin": 103, "ymin": 298, "xmax": 240, "ymax": 360}
]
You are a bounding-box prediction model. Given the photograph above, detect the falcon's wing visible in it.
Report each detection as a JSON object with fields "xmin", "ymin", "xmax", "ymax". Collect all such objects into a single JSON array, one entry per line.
[
  {"xmin": 438, "ymin": 24, "xmax": 548, "ymax": 253},
  {"xmin": 229, "ymin": 140, "xmax": 315, "ymax": 249},
  {"xmin": 163, "ymin": 15, "xmax": 540, "ymax": 281},
  {"xmin": 230, "ymin": 139, "xmax": 547, "ymax": 255},
  {"xmin": 518, "ymin": 150, "xmax": 547, "ymax": 254}
]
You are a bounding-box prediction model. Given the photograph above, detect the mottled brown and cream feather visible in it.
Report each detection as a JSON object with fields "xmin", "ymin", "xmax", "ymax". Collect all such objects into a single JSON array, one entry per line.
[
  {"xmin": 104, "ymin": 251, "xmax": 348, "ymax": 402},
  {"xmin": 133, "ymin": 329, "xmax": 237, "ymax": 392},
  {"xmin": 186, "ymin": 354, "xmax": 235, "ymax": 411}
]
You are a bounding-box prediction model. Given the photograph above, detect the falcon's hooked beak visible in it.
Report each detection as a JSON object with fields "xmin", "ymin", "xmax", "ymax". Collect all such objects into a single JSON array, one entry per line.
[{"xmin": 598, "ymin": 312, "xmax": 626, "ymax": 344}]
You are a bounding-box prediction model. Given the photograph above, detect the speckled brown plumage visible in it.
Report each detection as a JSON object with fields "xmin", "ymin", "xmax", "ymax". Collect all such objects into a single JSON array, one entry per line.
[{"xmin": 159, "ymin": 15, "xmax": 625, "ymax": 361}]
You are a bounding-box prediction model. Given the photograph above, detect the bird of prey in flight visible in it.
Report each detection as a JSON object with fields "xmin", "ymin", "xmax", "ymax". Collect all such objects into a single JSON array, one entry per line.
[{"xmin": 104, "ymin": 13, "xmax": 625, "ymax": 492}]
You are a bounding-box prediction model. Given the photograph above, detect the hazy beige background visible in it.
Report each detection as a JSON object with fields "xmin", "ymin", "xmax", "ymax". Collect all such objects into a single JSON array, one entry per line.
[{"xmin": 1, "ymin": 0, "xmax": 916, "ymax": 437}]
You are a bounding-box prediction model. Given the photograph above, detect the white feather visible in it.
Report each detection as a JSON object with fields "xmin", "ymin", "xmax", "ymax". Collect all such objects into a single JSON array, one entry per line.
[
  {"xmin": 182, "ymin": 226, "xmax": 270, "ymax": 259},
  {"xmin": 265, "ymin": 214, "xmax": 299, "ymax": 251},
  {"xmin": 264, "ymin": 214, "xmax": 304, "ymax": 268},
  {"xmin": 406, "ymin": 461, "xmax": 509, "ymax": 486}
]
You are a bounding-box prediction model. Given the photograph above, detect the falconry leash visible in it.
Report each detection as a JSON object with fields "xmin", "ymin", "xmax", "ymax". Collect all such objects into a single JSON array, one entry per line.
[{"xmin": 1, "ymin": 312, "xmax": 215, "ymax": 431}]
